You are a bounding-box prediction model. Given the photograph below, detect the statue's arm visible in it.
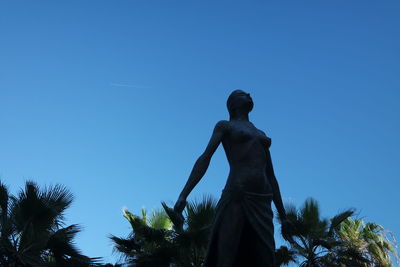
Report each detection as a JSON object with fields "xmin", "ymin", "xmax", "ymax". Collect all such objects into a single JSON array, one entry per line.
[
  {"xmin": 265, "ymin": 146, "xmax": 288, "ymax": 221},
  {"xmin": 174, "ymin": 120, "xmax": 227, "ymax": 212},
  {"xmin": 266, "ymin": 146, "xmax": 295, "ymax": 242}
]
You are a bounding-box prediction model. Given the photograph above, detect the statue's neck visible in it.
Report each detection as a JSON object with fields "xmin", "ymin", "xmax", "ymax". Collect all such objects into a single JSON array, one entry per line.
[{"xmin": 230, "ymin": 112, "xmax": 249, "ymax": 122}]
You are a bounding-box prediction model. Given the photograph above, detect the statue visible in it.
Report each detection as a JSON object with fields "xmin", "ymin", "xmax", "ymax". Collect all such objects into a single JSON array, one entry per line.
[{"xmin": 168, "ymin": 90, "xmax": 293, "ymax": 267}]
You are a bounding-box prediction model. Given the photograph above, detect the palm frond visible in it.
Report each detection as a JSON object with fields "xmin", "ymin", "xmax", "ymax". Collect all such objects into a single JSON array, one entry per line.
[
  {"xmin": 330, "ymin": 246, "xmax": 370, "ymax": 267},
  {"xmin": 141, "ymin": 208, "xmax": 148, "ymax": 225},
  {"xmin": 275, "ymin": 245, "xmax": 297, "ymax": 266},
  {"xmin": 46, "ymin": 224, "xmax": 88, "ymax": 259},
  {"xmin": 300, "ymin": 198, "xmax": 321, "ymax": 231},
  {"xmin": 42, "ymin": 183, "xmax": 74, "ymax": 224},
  {"xmin": 185, "ymin": 195, "xmax": 216, "ymax": 232},
  {"xmin": 0, "ymin": 181, "xmax": 9, "ymax": 216},
  {"xmin": 13, "ymin": 181, "xmax": 58, "ymax": 233},
  {"xmin": 148, "ymin": 209, "xmax": 173, "ymax": 230},
  {"xmin": 124, "ymin": 210, "xmax": 169, "ymax": 243},
  {"xmin": 110, "ymin": 234, "xmax": 140, "ymax": 259},
  {"xmin": 283, "ymin": 203, "xmax": 298, "ymax": 222}
]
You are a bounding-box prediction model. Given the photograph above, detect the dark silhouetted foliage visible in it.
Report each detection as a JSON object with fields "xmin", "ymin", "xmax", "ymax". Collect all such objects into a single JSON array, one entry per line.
[
  {"xmin": 0, "ymin": 180, "xmax": 101, "ymax": 266},
  {"xmin": 110, "ymin": 195, "xmax": 217, "ymax": 267}
]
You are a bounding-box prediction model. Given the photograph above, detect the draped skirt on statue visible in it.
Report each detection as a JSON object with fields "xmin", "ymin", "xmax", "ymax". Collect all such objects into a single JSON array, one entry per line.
[{"xmin": 203, "ymin": 188, "xmax": 275, "ymax": 267}]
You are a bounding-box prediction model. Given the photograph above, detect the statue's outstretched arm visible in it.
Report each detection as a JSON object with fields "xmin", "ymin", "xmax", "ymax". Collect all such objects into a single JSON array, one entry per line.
[{"xmin": 174, "ymin": 120, "xmax": 227, "ymax": 213}]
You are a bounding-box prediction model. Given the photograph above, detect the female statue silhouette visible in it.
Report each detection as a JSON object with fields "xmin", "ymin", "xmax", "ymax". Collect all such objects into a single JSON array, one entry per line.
[{"xmin": 173, "ymin": 90, "xmax": 293, "ymax": 267}]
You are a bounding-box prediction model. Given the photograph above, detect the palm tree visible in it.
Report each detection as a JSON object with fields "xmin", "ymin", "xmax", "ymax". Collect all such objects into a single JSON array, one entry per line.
[
  {"xmin": 110, "ymin": 195, "xmax": 217, "ymax": 267},
  {"xmin": 278, "ymin": 198, "xmax": 368, "ymax": 267},
  {"xmin": 335, "ymin": 217, "xmax": 398, "ymax": 267},
  {"xmin": 112, "ymin": 196, "xmax": 398, "ymax": 267},
  {"xmin": 111, "ymin": 207, "xmax": 175, "ymax": 266},
  {"xmin": 0, "ymin": 180, "xmax": 100, "ymax": 266}
]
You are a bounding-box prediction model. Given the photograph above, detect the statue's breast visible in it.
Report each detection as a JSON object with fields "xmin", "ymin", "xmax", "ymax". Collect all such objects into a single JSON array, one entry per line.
[
  {"xmin": 260, "ymin": 135, "xmax": 271, "ymax": 148},
  {"xmin": 229, "ymin": 127, "xmax": 268, "ymax": 145},
  {"xmin": 256, "ymin": 130, "xmax": 271, "ymax": 147}
]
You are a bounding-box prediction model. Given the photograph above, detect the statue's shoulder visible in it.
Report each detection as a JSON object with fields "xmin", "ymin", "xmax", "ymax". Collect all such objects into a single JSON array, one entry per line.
[{"xmin": 214, "ymin": 120, "xmax": 230, "ymax": 133}]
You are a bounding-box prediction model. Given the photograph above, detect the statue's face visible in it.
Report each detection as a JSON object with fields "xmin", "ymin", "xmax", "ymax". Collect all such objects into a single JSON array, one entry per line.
[{"xmin": 231, "ymin": 90, "xmax": 254, "ymax": 113}]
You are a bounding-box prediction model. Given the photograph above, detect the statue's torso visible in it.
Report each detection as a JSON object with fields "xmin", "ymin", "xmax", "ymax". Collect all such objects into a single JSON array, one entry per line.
[{"xmin": 221, "ymin": 120, "xmax": 273, "ymax": 194}]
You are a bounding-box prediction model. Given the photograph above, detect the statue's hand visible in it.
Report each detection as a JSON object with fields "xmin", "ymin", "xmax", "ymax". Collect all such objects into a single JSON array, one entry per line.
[
  {"xmin": 174, "ymin": 196, "xmax": 187, "ymax": 214},
  {"xmin": 281, "ymin": 219, "xmax": 295, "ymax": 243},
  {"xmin": 161, "ymin": 198, "xmax": 185, "ymax": 231}
]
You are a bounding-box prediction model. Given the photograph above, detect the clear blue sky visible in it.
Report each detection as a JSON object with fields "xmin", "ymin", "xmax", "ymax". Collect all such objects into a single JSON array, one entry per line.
[{"xmin": 1, "ymin": 0, "xmax": 399, "ymax": 264}]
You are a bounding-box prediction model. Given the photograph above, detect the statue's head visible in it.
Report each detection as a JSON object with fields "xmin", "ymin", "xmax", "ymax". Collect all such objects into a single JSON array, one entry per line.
[{"xmin": 226, "ymin": 90, "xmax": 253, "ymax": 119}]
